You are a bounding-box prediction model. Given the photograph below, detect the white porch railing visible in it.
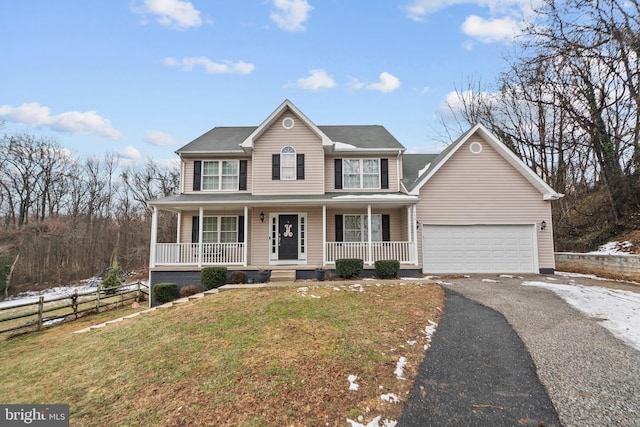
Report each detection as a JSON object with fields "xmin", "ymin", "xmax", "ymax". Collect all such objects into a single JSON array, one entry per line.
[
  {"xmin": 325, "ymin": 241, "xmax": 415, "ymax": 265},
  {"xmin": 154, "ymin": 243, "xmax": 245, "ymax": 266}
]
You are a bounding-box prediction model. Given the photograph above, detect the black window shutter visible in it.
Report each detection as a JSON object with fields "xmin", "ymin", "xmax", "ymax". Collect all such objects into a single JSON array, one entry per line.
[
  {"xmin": 193, "ymin": 161, "xmax": 202, "ymax": 191},
  {"xmin": 381, "ymin": 159, "xmax": 389, "ymax": 189},
  {"xmin": 191, "ymin": 216, "xmax": 200, "ymax": 243},
  {"xmin": 296, "ymin": 154, "xmax": 305, "ymax": 180},
  {"xmin": 334, "ymin": 159, "xmax": 342, "ymax": 189},
  {"xmin": 237, "ymin": 216, "xmax": 244, "ymax": 242},
  {"xmin": 382, "ymin": 214, "xmax": 390, "ymax": 241},
  {"xmin": 239, "ymin": 160, "xmax": 247, "ymax": 190},
  {"xmin": 335, "ymin": 215, "xmax": 343, "ymax": 242},
  {"xmin": 272, "ymin": 154, "xmax": 280, "ymax": 180}
]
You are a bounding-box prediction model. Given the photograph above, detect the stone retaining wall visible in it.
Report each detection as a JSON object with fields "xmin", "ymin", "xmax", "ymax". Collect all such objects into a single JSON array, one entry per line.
[{"xmin": 555, "ymin": 252, "xmax": 640, "ymax": 276}]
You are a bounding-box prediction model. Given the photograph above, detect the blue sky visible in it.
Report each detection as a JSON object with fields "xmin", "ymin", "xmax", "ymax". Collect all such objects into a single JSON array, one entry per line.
[{"xmin": 0, "ymin": 0, "xmax": 537, "ymax": 165}]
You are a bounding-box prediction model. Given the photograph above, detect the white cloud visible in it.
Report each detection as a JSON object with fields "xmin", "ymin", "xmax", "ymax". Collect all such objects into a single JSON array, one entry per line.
[
  {"xmin": 347, "ymin": 78, "xmax": 365, "ymax": 91},
  {"xmin": 367, "ymin": 72, "xmax": 401, "ymax": 93},
  {"xmin": 134, "ymin": 0, "xmax": 202, "ymax": 30},
  {"xmin": 0, "ymin": 102, "xmax": 123, "ymax": 139},
  {"xmin": 295, "ymin": 69, "xmax": 335, "ymax": 91},
  {"xmin": 270, "ymin": 0, "xmax": 313, "ymax": 32},
  {"xmin": 461, "ymin": 14, "xmax": 522, "ymax": 42},
  {"xmin": 118, "ymin": 146, "xmax": 142, "ymax": 160},
  {"xmin": 402, "ymin": 0, "xmax": 541, "ymax": 22},
  {"xmin": 144, "ymin": 130, "xmax": 177, "ymax": 146},
  {"xmin": 164, "ymin": 56, "xmax": 255, "ymax": 75}
]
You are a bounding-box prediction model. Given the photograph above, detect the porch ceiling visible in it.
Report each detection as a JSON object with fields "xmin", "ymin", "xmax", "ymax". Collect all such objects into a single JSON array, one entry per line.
[{"xmin": 149, "ymin": 192, "xmax": 418, "ymax": 212}]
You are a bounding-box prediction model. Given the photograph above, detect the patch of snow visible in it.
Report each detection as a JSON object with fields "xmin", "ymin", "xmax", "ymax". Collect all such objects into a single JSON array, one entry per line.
[
  {"xmin": 334, "ymin": 141, "xmax": 359, "ymax": 150},
  {"xmin": 499, "ymin": 274, "xmax": 515, "ymax": 278},
  {"xmin": 555, "ymin": 271, "xmax": 610, "ymax": 281},
  {"xmin": 348, "ymin": 374, "xmax": 359, "ymax": 391},
  {"xmin": 589, "ymin": 241, "xmax": 634, "ymax": 255},
  {"xmin": 350, "ymin": 284, "xmax": 364, "ymax": 292},
  {"xmin": 381, "ymin": 393, "xmax": 400, "ymax": 403},
  {"xmin": 394, "ymin": 357, "xmax": 407, "ymax": 379},
  {"xmin": 481, "ymin": 279, "xmax": 499, "ymax": 283},
  {"xmin": 346, "ymin": 416, "xmax": 397, "ymax": 427},
  {"xmin": 523, "ymin": 281, "xmax": 640, "ymax": 352},
  {"xmin": 332, "ymin": 194, "xmax": 416, "ymax": 200},
  {"xmin": 417, "ymin": 163, "xmax": 431, "ymax": 177}
]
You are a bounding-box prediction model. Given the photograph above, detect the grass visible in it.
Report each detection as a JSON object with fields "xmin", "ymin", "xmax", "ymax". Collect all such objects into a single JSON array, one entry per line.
[{"xmin": 0, "ymin": 281, "xmax": 444, "ymax": 426}]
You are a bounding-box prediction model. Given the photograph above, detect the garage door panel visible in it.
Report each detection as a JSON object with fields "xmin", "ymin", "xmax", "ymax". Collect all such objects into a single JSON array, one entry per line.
[{"xmin": 423, "ymin": 225, "xmax": 536, "ymax": 273}]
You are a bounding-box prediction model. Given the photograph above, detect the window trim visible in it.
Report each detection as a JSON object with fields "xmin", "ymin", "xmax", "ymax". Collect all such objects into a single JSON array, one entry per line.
[
  {"xmin": 342, "ymin": 158, "xmax": 381, "ymax": 189},
  {"xmin": 280, "ymin": 146, "xmax": 297, "ymax": 181},
  {"xmin": 201, "ymin": 160, "xmax": 239, "ymax": 191},
  {"xmin": 343, "ymin": 214, "xmax": 383, "ymax": 242},
  {"xmin": 201, "ymin": 215, "xmax": 238, "ymax": 243}
]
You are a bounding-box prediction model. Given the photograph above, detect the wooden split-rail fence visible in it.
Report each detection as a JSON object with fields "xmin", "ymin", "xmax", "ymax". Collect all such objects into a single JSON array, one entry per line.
[{"xmin": 0, "ymin": 281, "xmax": 149, "ymax": 337}]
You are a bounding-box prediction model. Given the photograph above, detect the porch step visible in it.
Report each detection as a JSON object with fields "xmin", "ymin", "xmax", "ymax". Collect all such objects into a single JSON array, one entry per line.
[{"xmin": 268, "ymin": 269, "xmax": 296, "ymax": 282}]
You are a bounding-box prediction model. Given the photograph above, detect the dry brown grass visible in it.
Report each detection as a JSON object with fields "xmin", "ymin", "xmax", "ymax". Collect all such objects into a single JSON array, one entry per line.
[{"xmin": 0, "ymin": 281, "xmax": 444, "ymax": 426}]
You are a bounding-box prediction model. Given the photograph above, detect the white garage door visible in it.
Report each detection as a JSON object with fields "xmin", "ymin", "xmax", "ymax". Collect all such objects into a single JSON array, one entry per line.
[{"xmin": 422, "ymin": 225, "xmax": 537, "ymax": 273}]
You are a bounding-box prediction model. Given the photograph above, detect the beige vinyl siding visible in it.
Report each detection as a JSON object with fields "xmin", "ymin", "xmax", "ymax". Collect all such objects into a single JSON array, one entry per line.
[
  {"xmin": 325, "ymin": 207, "xmax": 405, "ymax": 242},
  {"xmin": 252, "ymin": 111, "xmax": 325, "ymax": 195},
  {"xmin": 416, "ymin": 133, "xmax": 555, "ymax": 270},
  {"xmin": 325, "ymin": 155, "xmax": 401, "ymax": 192},
  {"xmin": 183, "ymin": 158, "xmax": 252, "ymax": 194}
]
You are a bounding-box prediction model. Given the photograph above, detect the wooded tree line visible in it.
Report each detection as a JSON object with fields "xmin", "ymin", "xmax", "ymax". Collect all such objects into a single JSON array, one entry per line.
[
  {"xmin": 443, "ymin": 0, "xmax": 640, "ymax": 249},
  {"xmin": 0, "ymin": 131, "xmax": 179, "ymax": 289}
]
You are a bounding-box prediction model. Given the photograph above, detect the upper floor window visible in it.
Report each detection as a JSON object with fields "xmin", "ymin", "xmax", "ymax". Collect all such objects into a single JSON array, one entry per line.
[
  {"xmin": 335, "ymin": 158, "xmax": 388, "ymax": 190},
  {"xmin": 280, "ymin": 146, "xmax": 296, "ymax": 180},
  {"xmin": 343, "ymin": 159, "xmax": 380, "ymax": 189},
  {"xmin": 202, "ymin": 160, "xmax": 238, "ymax": 191},
  {"xmin": 272, "ymin": 150, "xmax": 304, "ymax": 180}
]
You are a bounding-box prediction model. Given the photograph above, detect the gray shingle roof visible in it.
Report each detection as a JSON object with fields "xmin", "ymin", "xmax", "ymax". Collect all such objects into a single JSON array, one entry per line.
[
  {"xmin": 401, "ymin": 153, "xmax": 441, "ymax": 191},
  {"xmin": 176, "ymin": 125, "xmax": 405, "ymax": 154}
]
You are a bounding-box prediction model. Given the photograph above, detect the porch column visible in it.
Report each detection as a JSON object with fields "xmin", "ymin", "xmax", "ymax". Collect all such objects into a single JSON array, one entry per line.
[
  {"xmin": 149, "ymin": 207, "xmax": 158, "ymax": 268},
  {"xmin": 198, "ymin": 206, "xmax": 204, "ymax": 267},
  {"xmin": 413, "ymin": 204, "xmax": 419, "ymax": 266},
  {"xmin": 406, "ymin": 206, "xmax": 412, "ymax": 242},
  {"xmin": 243, "ymin": 206, "xmax": 248, "ymax": 267},
  {"xmin": 322, "ymin": 205, "xmax": 327, "ymax": 266},
  {"xmin": 367, "ymin": 204, "xmax": 372, "ymax": 265},
  {"xmin": 176, "ymin": 212, "xmax": 182, "ymax": 243}
]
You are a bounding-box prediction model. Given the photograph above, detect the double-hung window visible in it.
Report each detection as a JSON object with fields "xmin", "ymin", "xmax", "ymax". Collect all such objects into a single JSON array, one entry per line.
[
  {"xmin": 202, "ymin": 216, "xmax": 238, "ymax": 243},
  {"xmin": 343, "ymin": 159, "xmax": 380, "ymax": 189},
  {"xmin": 202, "ymin": 160, "xmax": 238, "ymax": 190},
  {"xmin": 280, "ymin": 146, "xmax": 296, "ymax": 180},
  {"xmin": 343, "ymin": 214, "xmax": 382, "ymax": 242}
]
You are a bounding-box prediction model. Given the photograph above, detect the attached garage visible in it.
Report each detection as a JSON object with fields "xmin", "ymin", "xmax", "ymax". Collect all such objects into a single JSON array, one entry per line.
[{"xmin": 422, "ymin": 224, "xmax": 538, "ymax": 273}]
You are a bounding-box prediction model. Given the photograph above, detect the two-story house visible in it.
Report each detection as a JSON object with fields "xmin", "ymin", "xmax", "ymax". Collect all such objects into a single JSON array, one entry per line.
[{"xmin": 148, "ymin": 100, "xmax": 562, "ymax": 294}]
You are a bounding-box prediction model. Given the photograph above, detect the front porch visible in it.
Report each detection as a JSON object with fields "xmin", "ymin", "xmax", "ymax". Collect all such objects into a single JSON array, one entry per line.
[{"xmin": 151, "ymin": 241, "xmax": 417, "ymax": 267}]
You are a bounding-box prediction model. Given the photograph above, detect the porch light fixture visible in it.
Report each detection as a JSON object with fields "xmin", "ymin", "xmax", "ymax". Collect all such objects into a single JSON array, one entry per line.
[
  {"xmin": 416, "ymin": 221, "xmax": 420, "ymax": 230},
  {"xmin": 540, "ymin": 220, "xmax": 546, "ymax": 231},
  {"xmin": 260, "ymin": 212, "xmax": 265, "ymax": 223}
]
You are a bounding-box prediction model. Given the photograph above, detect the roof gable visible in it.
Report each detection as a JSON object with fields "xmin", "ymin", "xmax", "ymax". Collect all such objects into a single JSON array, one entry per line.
[
  {"xmin": 408, "ymin": 123, "xmax": 563, "ymax": 200},
  {"xmin": 239, "ymin": 99, "xmax": 332, "ymax": 151}
]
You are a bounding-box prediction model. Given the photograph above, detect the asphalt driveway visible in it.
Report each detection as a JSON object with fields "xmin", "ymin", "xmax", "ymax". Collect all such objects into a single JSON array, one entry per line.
[
  {"xmin": 402, "ymin": 274, "xmax": 640, "ymax": 427},
  {"xmin": 399, "ymin": 288, "xmax": 560, "ymax": 426}
]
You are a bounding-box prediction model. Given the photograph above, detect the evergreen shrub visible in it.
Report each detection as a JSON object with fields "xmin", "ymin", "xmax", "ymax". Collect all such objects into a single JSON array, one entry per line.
[
  {"xmin": 335, "ymin": 258, "xmax": 363, "ymax": 279},
  {"xmin": 375, "ymin": 260, "xmax": 400, "ymax": 279},
  {"xmin": 153, "ymin": 282, "xmax": 178, "ymax": 303},
  {"xmin": 200, "ymin": 266, "xmax": 228, "ymax": 289}
]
